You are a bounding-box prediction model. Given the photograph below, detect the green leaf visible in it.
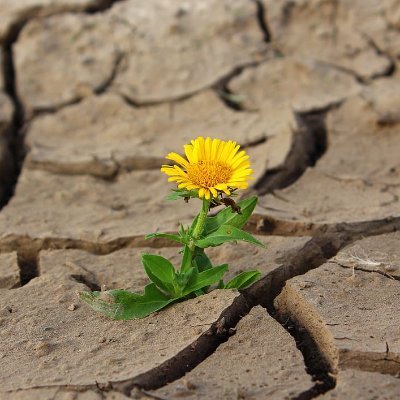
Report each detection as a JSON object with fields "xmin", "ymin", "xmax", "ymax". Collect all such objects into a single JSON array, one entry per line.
[
  {"xmin": 180, "ymin": 245, "xmax": 193, "ymax": 273},
  {"xmin": 141, "ymin": 254, "xmax": 178, "ymax": 296},
  {"xmin": 192, "ymin": 247, "xmax": 213, "ymax": 272},
  {"xmin": 217, "ymin": 279, "xmax": 225, "ymax": 289},
  {"xmin": 180, "ymin": 245, "xmax": 212, "ymax": 274},
  {"xmin": 195, "ymin": 225, "xmax": 265, "ymax": 248},
  {"xmin": 203, "ymin": 196, "xmax": 257, "ymax": 235},
  {"xmin": 183, "ymin": 264, "xmax": 228, "ymax": 296},
  {"xmin": 224, "ymin": 270, "xmax": 261, "ymax": 289},
  {"xmin": 179, "ymin": 224, "xmax": 186, "ymax": 237},
  {"xmin": 190, "ymin": 213, "xmax": 199, "ymax": 233},
  {"xmin": 145, "ymin": 232, "xmax": 186, "ymax": 245},
  {"xmin": 79, "ymin": 283, "xmax": 175, "ymax": 320},
  {"xmin": 175, "ymin": 267, "xmax": 195, "ymax": 289},
  {"xmin": 166, "ymin": 188, "xmax": 199, "ymax": 201},
  {"xmin": 165, "ymin": 190, "xmax": 182, "ymax": 201}
]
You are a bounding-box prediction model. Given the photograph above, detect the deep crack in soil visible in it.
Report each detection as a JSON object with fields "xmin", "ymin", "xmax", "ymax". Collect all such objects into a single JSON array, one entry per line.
[
  {"xmin": 17, "ymin": 248, "xmax": 38, "ymax": 286},
  {"xmin": 0, "ymin": 0, "xmax": 129, "ymax": 209},
  {"xmin": 240, "ymin": 231, "xmax": 386, "ymax": 398},
  {"xmin": 252, "ymin": 0, "xmax": 272, "ymax": 43},
  {"xmin": 254, "ymin": 107, "xmax": 329, "ymax": 196},
  {"xmin": 1, "ymin": 1, "xmax": 400, "ymax": 399},
  {"xmin": 235, "ymin": 237, "xmax": 340, "ymax": 399},
  {"xmin": 0, "ymin": 41, "xmax": 25, "ymax": 208},
  {"xmin": 280, "ymin": 316, "xmax": 336, "ymax": 400}
]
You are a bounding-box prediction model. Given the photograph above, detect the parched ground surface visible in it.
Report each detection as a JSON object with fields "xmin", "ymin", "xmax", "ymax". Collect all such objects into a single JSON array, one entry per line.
[{"xmin": 0, "ymin": 0, "xmax": 400, "ymax": 399}]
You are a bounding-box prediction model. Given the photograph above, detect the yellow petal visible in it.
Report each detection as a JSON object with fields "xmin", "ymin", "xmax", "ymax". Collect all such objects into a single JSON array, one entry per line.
[
  {"xmin": 161, "ymin": 167, "xmax": 179, "ymax": 176},
  {"xmin": 231, "ymin": 154, "xmax": 249, "ymax": 169},
  {"xmin": 219, "ymin": 141, "xmax": 234, "ymax": 162},
  {"xmin": 232, "ymin": 169, "xmax": 253, "ymax": 178},
  {"xmin": 198, "ymin": 188, "xmax": 205, "ymax": 198},
  {"xmin": 227, "ymin": 181, "xmax": 249, "ymax": 188},
  {"xmin": 192, "ymin": 138, "xmax": 201, "ymax": 163},
  {"xmin": 198, "ymin": 136, "xmax": 206, "ymax": 160},
  {"xmin": 234, "ymin": 164, "xmax": 252, "ymax": 173},
  {"xmin": 211, "ymin": 138, "xmax": 221, "ymax": 160},
  {"xmin": 184, "ymin": 144, "xmax": 195, "ymax": 163},
  {"xmin": 173, "ymin": 165, "xmax": 188, "ymax": 178},
  {"xmin": 186, "ymin": 184, "xmax": 200, "ymax": 190},
  {"xmin": 166, "ymin": 152, "xmax": 190, "ymax": 168},
  {"xmin": 204, "ymin": 189, "xmax": 211, "ymax": 200},
  {"xmin": 209, "ymin": 187, "xmax": 218, "ymax": 198},
  {"xmin": 214, "ymin": 183, "xmax": 228, "ymax": 191},
  {"xmin": 204, "ymin": 137, "xmax": 212, "ymax": 160},
  {"xmin": 225, "ymin": 144, "xmax": 241, "ymax": 164}
]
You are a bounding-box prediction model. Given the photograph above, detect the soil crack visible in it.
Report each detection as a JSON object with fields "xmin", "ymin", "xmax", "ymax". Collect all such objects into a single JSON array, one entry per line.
[
  {"xmin": 0, "ymin": 0, "xmax": 128, "ymax": 46},
  {"xmin": 252, "ymin": 0, "xmax": 272, "ymax": 43},
  {"xmin": 361, "ymin": 33, "xmax": 396, "ymax": 81},
  {"xmin": 7, "ymin": 294, "xmax": 250, "ymax": 397},
  {"xmin": 17, "ymin": 248, "xmax": 39, "ymax": 286},
  {"xmin": 1, "ymin": 41, "xmax": 26, "ymax": 208},
  {"xmin": 237, "ymin": 234, "xmax": 346, "ymax": 398},
  {"xmin": 32, "ymin": 51, "xmax": 125, "ymax": 118},
  {"xmin": 0, "ymin": 234, "xmax": 185, "ymax": 284},
  {"xmin": 0, "ymin": 0, "xmax": 129, "ymax": 209},
  {"xmin": 281, "ymin": 316, "xmax": 336, "ymax": 400},
  {"xmin": 339, "ymin": 351, "xmax": 400, "ymax": 376},
  {"xmin": 117, "ymin": 55, "xmax": 274, "ymax": 111},
  {"xmin": 247, "ymin": 213, "xmax": 400, "ymax": 238},
  {"xmin": 240, "ymin": 227, "xmax": 400, "ymax": 398},
  {"xmin": 253, "ymin": 107, "xmax": 329, "ymax": 196},
  {"xmin": 214, "ymin": 61, "xmax": 267, "ymax": 111},
  {"xmin": 316, "ymin": 36, "xmax": 396, "ymax": 84}
]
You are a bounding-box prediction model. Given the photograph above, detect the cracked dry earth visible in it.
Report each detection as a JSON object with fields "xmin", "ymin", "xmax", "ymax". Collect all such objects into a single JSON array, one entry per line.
[{"xmin": 1, "ymin": 0, "xmax": 400, "ymax": 399}]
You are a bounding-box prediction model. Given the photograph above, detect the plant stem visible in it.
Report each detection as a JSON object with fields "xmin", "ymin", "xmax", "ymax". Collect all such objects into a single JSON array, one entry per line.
[
  {"xmin": 191, "ymin": 198, "xmax": 211, "ymax": 245},
  {"xmin": 180, "ymin": 198, "xmax": 210, "ymax": 273}
]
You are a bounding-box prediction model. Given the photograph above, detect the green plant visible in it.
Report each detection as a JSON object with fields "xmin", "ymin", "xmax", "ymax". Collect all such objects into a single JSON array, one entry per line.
[{"xmin": 79, "ymin": 137, "xmax": 264, "ymax": 319}]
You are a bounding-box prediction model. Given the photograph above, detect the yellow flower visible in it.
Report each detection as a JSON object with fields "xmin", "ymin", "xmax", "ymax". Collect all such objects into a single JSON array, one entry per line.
[{"xmin": 161, "ymin": 136, "xmax": 253, "ymax": 200}]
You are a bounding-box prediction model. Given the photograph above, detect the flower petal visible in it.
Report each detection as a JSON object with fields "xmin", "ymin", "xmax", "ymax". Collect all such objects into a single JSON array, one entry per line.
[
  {"xmin": 184, "ymin": 144, "xmax": 195, "ymax": 163},
  {"xmin": 166, "ymin": 152, "xmax": 190, "ymax": 168},
  {"xmin": 204, "ymin": 137, "xmax": 212, "ymax": 160},
  {"xmin": 211, "ymin": 138, "xmax": 221, "ymax": 160},
  {"xmin": 209, "ymin": 187, "xmax": 218, "ymax": 198},
  {"xmin": 163, "ymin": 137, "xmax": 252, "ymax": 199}
]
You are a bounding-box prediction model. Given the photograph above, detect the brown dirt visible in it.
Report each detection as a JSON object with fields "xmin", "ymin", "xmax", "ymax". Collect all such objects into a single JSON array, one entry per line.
[{"xmin": 0, "ymin": 0, "xmax": 400, "ymax": 398}]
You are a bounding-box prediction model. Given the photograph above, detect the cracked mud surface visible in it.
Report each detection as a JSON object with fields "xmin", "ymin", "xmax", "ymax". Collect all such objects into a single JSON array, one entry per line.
[{"xmin": 0, "ymin": 0, "xmax": 400, "ymax": 398}]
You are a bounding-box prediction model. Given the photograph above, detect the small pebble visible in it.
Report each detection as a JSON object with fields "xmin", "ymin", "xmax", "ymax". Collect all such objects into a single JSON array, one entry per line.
[
  {"xmin": 68, "ymin": 304, "xmax": 77, "ymax": 311},
  {"xmin": 34, "ymin": 340, "xmax": 51, "ymax": 357}
]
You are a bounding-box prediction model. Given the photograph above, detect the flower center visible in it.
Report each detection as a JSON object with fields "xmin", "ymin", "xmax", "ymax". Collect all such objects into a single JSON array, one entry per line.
[{"xmin": 187, "ymin": 160, "xmax": 232, "ymax": 188}]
